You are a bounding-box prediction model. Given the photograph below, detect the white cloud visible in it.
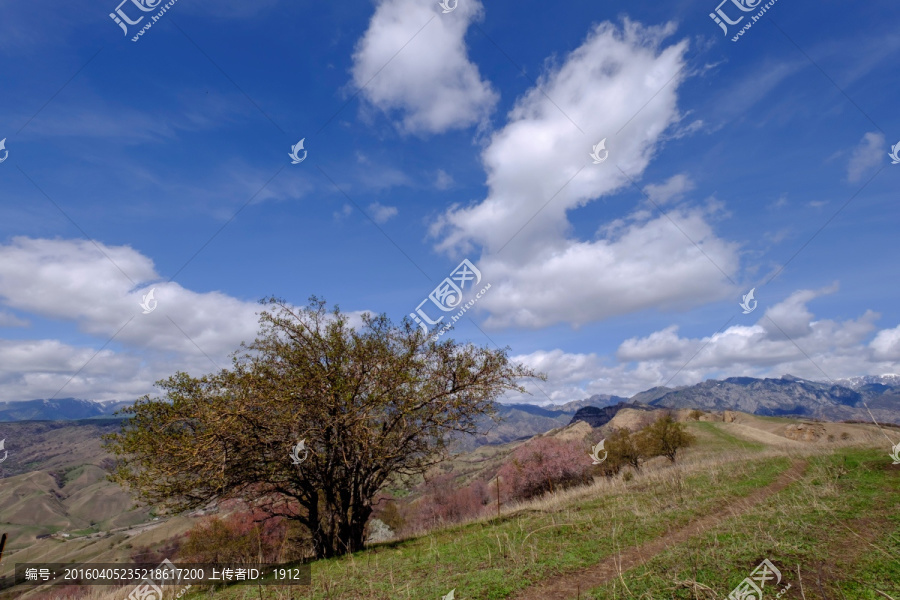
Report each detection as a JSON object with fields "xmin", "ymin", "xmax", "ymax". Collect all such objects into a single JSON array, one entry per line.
[
  {"xmin": 0, "ymin": 237, "xmax": 263, "ymax": 401},
  {"xmin": 847, "ymin": 131, "xmax": 885, "ymax": 182},
  {"xmin": 429, "ymin": 21, "xmax": 739, "ymax": 329},
  {"xmin": 643, "ymin": 174, "xmax": 694, "ymax": 205},
  {"xmin": 334, "ymin": 204, "xmax": 354, "ymax": 220},
  {"xmin": 871, "ymin": 325, "xmax": 900, "ymax": 360},
  {"xmin": 435, "ymin": 169, "xmax": 454, "ymax": 190},
  {"xmin": 0, "ymin": 311, "xmax": 29, "ymax": 327},
  {"xmin": 368, "ymin": 202, "xmax": 399, "ymax": 223},
  {"xmin": 0, "ymin": 338, "xmax": 155, "ymax": 402},
  {"xmin": 0, "ymin": 237, "xmax": 378, "ymax": 403},
  {"xmin": 502, "ymin": 286, "xmax": 899, "ymax": 403},
  {"xmin": 351, "ymin": 0, "xmax": 498, "ymax": 134}
]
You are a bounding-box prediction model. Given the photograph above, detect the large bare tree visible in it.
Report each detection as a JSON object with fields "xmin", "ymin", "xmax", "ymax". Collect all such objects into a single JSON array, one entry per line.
[{"xmin": 105, "ymin": 297, "xmax": 540, "ymax": 558}]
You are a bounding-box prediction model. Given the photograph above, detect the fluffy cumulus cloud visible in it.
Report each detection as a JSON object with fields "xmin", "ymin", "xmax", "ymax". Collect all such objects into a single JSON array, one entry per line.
[
  {"xmin": 0, "ymin": 338, "xmax": 158, "ymax": 404},
  {"xmin": 871, "ymin": 325, "xmax": 900, "ymax": 360},
  {"xmin": 0, "ymin": 238, "xmax": 377, "ymax": 403},
  {"xmin": 502, "ymin": 286, "xmax": 900, "ymax": 403},
  {"xmin": 351, "ymin": 0, "xmax": 497, "ymax": 134},
  {"xmin": 0, "ymin": 237, "xmax": 261, "ymax": 356},
  {"xmin": 429, "ymin": 21, "xmax": 738, "ymax": 328},
  {"xmin": 2, "ymin": 241, "xmax": 895, "ymax": 405},
  {"xmin": 0, "ymin": 238, "xmax": 262, "ymax": 402}
]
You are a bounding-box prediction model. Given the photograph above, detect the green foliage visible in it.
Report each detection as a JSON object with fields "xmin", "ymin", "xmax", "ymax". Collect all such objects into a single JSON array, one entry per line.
[
  {"xmin": 104, "ymin": 297, "xmax": 541, "ymax": 559},
  {"xmin": 604, "ymin": 427, "xmax": 645, "ymax": 471},
  {"xmin": 374, "ymin": 497, "xmax": 404, "ymax": 533},
  {"xmin": 636, "ymin": 414, "xmax": 696, "ymax": 462}
]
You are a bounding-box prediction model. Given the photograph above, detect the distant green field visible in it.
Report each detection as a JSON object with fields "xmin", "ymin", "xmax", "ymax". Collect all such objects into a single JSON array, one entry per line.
[{"xmin": 689, "ymin": 421, "xmax": 766, "ymax": 450}]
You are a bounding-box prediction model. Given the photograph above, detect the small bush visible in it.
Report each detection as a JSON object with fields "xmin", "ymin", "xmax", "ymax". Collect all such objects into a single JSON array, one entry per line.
[
  {"xmin": 637, "ymin": 415, "xmax": 696, "ymax": 462},
  {"xmin": 372, "ymin": 493, "xmax": 405, "ymax": 533},
  {"xmin": 497, "ymin": 437, "xmax": 592, "ymax": 501},
  {"xmin": 130, "ymin": 538, "xmax": 181, "ymax": 564},
  {"xmin": 606, "ymin": 427, "xmax": 645, "ymax": 471},
  {"xmin": 406, "ymin": 474, "xmax": 489, "ymax": 531},
  {"xmin": 178, "ymin": 509, "xmax": 306, "ymax": 564}
]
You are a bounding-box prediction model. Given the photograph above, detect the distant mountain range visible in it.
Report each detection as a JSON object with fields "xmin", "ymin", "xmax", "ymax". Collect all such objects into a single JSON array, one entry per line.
[
  {"xmin": 0, "ymin": 398, "xmax": 131, "ymax": 422},
  {"xmin": 638, "ymin": 374, "xmax": 900, "ymax": 423},
  {"xmin": 2, "ymin": 374, "xmax": 898, "ymax": 430}
]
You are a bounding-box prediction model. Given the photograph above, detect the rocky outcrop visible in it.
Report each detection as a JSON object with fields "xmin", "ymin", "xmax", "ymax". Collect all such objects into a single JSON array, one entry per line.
[
  {"xmin": 784, "ymin": 423, "xmax": 827, "ymax": 442},
  {"xmin": 569, "ymin": 402, "xmax": 654, "ymax": 428},
  {"xmin": 699, "ymin": 412, "xmax": 724, "ymax": 422},
  {"xmin": 606, "ymin": 408, "xmax": 659, "ymax": 432},
  {"xmin": 723, "ymin": 411, "xmax": 742, "ymax": 423}
]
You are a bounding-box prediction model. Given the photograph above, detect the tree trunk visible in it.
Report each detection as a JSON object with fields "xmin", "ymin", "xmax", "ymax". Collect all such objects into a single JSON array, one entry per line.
[{"xmin": 309, "ymin": 503, "xmax": 372, "ymax": 558}]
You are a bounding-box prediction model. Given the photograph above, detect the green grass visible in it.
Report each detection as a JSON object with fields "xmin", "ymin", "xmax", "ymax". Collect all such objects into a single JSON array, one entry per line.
[
  {"xmin": 754, "ymin": 415, "xmax": 799, "ymax": 424},
  {"xmin": 689, "ymin": 421, "xmax": 767, "ymax": 451},
  {"xmin": 61, "ymin": 465, "xmax": 87, "ymax": 486},
  {"xmin": 179, "ymin": 447, "xmax": 898, "ymax": 600},
  {"xmin": 585, "ymin": 448, "xmax": 900, "ymax": 599},
  {"xmin": 187, "ymin": 455, "xmax": 790, "ymax": 600}
]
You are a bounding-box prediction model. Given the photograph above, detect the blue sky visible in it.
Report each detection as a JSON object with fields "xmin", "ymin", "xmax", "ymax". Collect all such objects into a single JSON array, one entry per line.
[{"xmin": 0, "ymin": 0, "xmax": 898, "ymax": 404}]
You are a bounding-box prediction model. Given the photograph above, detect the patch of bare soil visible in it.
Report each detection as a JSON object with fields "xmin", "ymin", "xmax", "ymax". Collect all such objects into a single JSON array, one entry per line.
[{"xmin": 510, "ymin": 459, "xmax": 809, "ymax": 600}]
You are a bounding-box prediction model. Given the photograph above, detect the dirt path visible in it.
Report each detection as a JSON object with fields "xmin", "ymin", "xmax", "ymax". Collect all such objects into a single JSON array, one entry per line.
[{"xmin": 511, "ymin": 459, "xmax": 809, "ymax": 600}]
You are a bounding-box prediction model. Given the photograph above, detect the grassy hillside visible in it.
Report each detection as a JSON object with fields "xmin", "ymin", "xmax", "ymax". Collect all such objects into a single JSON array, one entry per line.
[
  {"xmin": 7, "ymin": 416, "xmax": 894, "ymax": 600},
  {"xmin": 199, "ymin": 421, "xmax": 895, "ymax": 600},
  {"xmin": 0, "ymin": 419, "xmax": 195, "ymax": 590}
]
